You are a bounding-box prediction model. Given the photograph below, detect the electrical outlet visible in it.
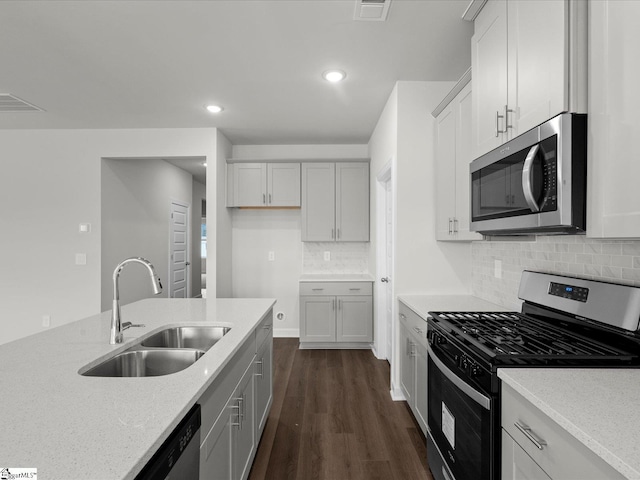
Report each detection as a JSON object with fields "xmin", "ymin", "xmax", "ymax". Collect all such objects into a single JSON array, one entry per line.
[
  {"xmin": 494, "ymin": 259, "xmax": 502, "ymax": 279},
  {"xmin": 75, "ymin": 253, "xmax": 87, "ymax": 265},
  {"xmin": 268, "ymin": 251, "xmax": 275, "ymax": 261},
  {"xmin": 324, "ymin": 251, "xmax": 331, "ymax": 261},
  {"xmin": 42, "ymin": 315, "xmax": 51, "ymax": 328}
]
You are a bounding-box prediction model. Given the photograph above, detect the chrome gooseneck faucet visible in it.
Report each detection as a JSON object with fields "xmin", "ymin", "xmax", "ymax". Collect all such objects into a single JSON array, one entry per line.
[{"xmin": 111, "ymin": 257, "xmax": 163, "ymax": 344}]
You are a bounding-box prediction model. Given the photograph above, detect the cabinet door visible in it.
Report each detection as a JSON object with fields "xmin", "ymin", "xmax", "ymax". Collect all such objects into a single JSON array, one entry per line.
[
  {"xmin": 233, "ymin": 163, "xmax": 267, "ymax": 207},
  {"xmin": 336, "ymin": 295, "xmax": 372, "ymax": 343},
  {"xmin": 472, "ymin": 0, "xmax": 508, "ymax": 158},
  {"xmin": 501, "ymin": 430, "xmax": 551, "ymax": 480},
  {"xmin": 233, "ymin": 366, "xmax": 256, "ymax": 480},
  {"xmin": 435, "ymin": 101, "xmax": 457, "ymax": 240},
  {"xmin": 454, "ymin": 84, "xmax": 482, "ymax": 241},
  {"xmin": 299, "ymin": 296, "xmax": 336, "ymax": 342},
  {"xmin": 507, "ymin": 0, "xmax": 567, "ymax": 138},
  {"xmin": 413, "ymin": 340, "xmax": 428, "ymax": 436},
  {"xmin": 399, "ymin": 323, "xmax": 415, "ymax": 406},
  {"xmin": 587, "ymin": 0, "xmax": 640, "ymax": 238},
  {"xmin": 301, "ymin": 163, "xmax": 336, "ymax": 241},
  {"xmin": 255, "ymin": 338, "xmax": 273, "ymax": 439},
  {"xmin": 335, "ymin": 162, "xmax": 369, "ymax": 241},
  {"xmin": 201, "ymin": 400, "xmax": 234, "ymax": 480},
  {"xmin": 267, "ymin": 163, "xmax": 300, "ymax": 207}
]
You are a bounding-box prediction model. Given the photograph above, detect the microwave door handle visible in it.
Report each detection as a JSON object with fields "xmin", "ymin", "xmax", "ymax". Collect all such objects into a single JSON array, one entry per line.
[{"xmin": 522, "ymin": 144, "xmax": 541, "ymax": 212}]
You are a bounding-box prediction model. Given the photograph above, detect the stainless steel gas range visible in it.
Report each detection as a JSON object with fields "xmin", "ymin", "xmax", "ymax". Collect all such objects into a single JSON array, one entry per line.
[{"xmin": 426, "ymin": 270, "xmax": 640, "ymax": 480}]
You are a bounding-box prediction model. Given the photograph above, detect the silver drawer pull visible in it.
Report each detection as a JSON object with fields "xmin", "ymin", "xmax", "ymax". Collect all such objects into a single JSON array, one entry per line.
[
  {"xmin": 514, "ymin": 422, "xmax": 547, "ymax": 450},
  {"xmin": 413, "ymin": 326, "xmax": 423, "ymax": 334},
  {"xmin": 312, "ymin": 288, "xmax": 324, "ymax": 291},
  {"xmin": 349, "ymin": 288, "xmax": 361, "ymax": 291}
]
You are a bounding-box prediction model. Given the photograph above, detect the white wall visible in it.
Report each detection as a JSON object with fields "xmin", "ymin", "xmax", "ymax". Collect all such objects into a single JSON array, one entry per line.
[
  {"xmin": 101, "ymin": 158, "xmax": 193, "ymax": 310},
  {"xmin": 368, "ymin": 81, "xmax": 473, "ymax": 396},
  {"xmin": 192, "ymin": 179, "xmax": 206, "ymax": 296},
  {"xmin": 215, "ymin": 130, "xmax": 233, "ymax": 298},
  {"xmin": 0, "ymin": 128, "xmax": 217, "ymax": 345},
  {"xmin": 227, "ymin": 144, "xmax": 369, "ymax": 336}
]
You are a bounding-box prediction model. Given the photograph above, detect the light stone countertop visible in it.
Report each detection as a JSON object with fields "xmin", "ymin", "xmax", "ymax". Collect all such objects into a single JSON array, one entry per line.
[
  {"xmin": 398, "ymin": 294, "xmax": 509, "ymax": 320},
  {"xmin": 0, "ymin": 297, "xmax": 275, "ymax": 480},
  {"xmin": 299, "ymin": 273, "xmax": 375, "ymax": 282},
  {"xmin": 498, "ymin": 368, "xmax": 640, "ymax": 480}
]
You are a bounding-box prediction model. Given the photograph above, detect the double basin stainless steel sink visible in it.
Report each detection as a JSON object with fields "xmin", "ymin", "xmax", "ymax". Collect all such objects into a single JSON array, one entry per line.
[{"xmin": 81, "ymin": 326, "xmax": 231, "ymax": 377}]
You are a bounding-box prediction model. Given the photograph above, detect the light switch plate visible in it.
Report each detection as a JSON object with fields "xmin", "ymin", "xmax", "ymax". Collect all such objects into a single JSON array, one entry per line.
[
  {"xmin": 76, "ymin": 253, "xmax": 87, "ymax": 265},
  {"xmin": 324, "ymin": 251, "xmax": 331, "ymax": 261}
]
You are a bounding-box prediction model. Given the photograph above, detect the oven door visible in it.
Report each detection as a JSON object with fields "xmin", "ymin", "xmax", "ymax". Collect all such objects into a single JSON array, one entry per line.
[{"xmin": 427, "ymin": 345, "xmax": 494, "ymax": 480}]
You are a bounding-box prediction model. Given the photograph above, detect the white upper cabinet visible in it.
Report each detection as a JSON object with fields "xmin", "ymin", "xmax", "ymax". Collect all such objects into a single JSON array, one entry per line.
[
  {"xmin": 587, "ymin": 0, "xmax": 640, "ymax": 238},
  {"xmin": 435, "ymin": 78, "xmax": 482, "ymax": 241},
  {"xmin": 301, "ymin": 162, "xmax": 369, "ymax": 242},
  {"xmin": 471, "ymin": 0, "xmax": 586, "ymax": 158},
  {"xmin": 227, "ymin": 162, "xmax": 300, "ymax": 207}
]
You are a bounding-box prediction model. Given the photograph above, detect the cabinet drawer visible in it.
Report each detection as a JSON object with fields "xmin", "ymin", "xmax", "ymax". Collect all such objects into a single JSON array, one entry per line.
[
  {"xmin": 255, "ymin": 310, "xmax": 273, "ymax": 350},
  {"xmin": 199, "ymin": 332, "xmax": 256, "ymax": 444},
  {"xmin": 501, "ymin": 383, "xmax": 625, "ymax": 480},
  {"xmin": 299, "ymin": 281, "xmax": 372, "ymax": 296},
  {"xmin": 399, "ymin": 302, "xmax": 428, "ymax": 344}
]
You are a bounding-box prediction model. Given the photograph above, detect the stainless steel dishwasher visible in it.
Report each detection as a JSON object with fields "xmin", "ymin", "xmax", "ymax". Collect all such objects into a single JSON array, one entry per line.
[{"xmin": 135, "ymin": 404, "xmax": 201, "ymax": 480}]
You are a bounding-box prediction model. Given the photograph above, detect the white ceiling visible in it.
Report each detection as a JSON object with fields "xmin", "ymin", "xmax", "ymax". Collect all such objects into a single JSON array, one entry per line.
[{"xmin": 0, "ymin": 0, "xmax": 473, "ymax": 147}]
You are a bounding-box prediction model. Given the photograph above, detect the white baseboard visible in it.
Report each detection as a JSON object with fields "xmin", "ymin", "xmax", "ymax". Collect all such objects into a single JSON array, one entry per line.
[
  {"xmin": 390, "ymin": 382, "xmax": 406, "ymax": 402},
  {"xmin": 273, "ymin": 328, "xmax": 299, "ymax": 338}
]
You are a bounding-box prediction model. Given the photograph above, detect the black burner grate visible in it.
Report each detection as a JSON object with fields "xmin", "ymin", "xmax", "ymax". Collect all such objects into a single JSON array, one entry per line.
[{"xmin": 429, "ymin": 311, "xmax": 633, "ymax": 362}]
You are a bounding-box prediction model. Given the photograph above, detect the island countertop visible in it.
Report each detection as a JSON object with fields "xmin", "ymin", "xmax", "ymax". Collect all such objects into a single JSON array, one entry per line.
[{"xmin": 0, "ymin": 298, "xmax": 275, "ymax": 480}]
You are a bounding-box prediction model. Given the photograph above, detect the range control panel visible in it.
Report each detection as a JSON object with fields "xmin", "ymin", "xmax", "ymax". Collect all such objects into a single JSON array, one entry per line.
[{"xmin": 548, "ymin": 282, "xmax": 589, "ymax": 302}]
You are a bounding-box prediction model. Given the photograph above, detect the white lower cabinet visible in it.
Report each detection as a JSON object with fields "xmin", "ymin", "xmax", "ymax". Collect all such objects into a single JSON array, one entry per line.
[
  {"xmin": 398, "ymin": 301, "xmax": 428, "ymax": 435},
  {"xmin": 255, "ymin": 326, "xmax": 273, "ymax": 438},
  {"xmin": 501, "ymin": 383, "xmax": 625, "ymax": 480},
  {"xmin": 299, "ymin": 281, "xmax": 373, "ymax": 348},
  {"xmin": 199, "ymin": 312, "xmax": 273, "ymax": 480}
]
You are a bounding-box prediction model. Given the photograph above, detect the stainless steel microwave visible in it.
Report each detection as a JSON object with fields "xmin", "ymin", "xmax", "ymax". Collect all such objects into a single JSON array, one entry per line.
[{"xmin": 469, "ymin": 113, "xmax": 587, "ymax": 236}]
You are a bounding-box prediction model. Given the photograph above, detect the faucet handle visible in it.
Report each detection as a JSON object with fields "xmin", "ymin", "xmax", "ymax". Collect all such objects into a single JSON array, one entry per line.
[{"xmin": 121, "ymin": 322, "xmax": 145, "ymax": 331}]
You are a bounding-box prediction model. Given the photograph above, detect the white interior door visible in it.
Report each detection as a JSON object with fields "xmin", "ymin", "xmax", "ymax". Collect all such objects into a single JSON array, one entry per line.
[
  {"xmin": 170, "ymin": 201, "xmax": 189, "ymax": 298},
  {"xmin": 384, "ymin": 179, "xmax": 393, "ymax": 360}
]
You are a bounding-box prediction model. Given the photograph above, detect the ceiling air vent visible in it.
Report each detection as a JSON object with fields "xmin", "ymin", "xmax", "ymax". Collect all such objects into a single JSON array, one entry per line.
[
  {"xmin": 354, "ymin": 0, "xmax": 391, "ymax": 21},
  {"xmin": 0, "ymin": 94, "xmax": 44, "ymax": 112}
]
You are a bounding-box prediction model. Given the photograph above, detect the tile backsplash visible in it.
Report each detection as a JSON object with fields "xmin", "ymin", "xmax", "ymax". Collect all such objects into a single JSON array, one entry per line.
[
  {"xmin": 303, "ymin": 242, "xmax": 370, "ymax": 274},
  {"xmin": 472, "ymin": 236, "xmax": 640, "ymax": 310}
]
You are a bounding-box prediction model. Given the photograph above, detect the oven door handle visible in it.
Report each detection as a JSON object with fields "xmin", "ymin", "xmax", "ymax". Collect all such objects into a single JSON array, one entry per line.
[{"xmin": 428, "ymin": 345, "xmax": 491, "ymax": 410}]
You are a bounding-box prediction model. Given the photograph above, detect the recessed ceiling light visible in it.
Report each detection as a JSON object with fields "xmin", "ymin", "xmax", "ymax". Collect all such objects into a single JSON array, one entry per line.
[
  {"xmin": 205, "ymin": 105, "xmax": 223, "ymax": 113},
  {"xmin": 322, "ymin": 70, "xmax": 346, "ymax": 83}
]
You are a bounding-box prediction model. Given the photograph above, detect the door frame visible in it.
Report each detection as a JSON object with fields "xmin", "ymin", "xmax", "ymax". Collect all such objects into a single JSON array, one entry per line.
[
  {"xmin": 169, "ymin": 199, "xmax": 191, "ymax": 298},
  {"xmin": 374, "ymin": 159, "xmax": 395, "ymax": 364}
]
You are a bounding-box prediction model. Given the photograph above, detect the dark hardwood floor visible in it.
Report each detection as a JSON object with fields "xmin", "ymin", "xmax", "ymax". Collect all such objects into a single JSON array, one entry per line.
[{"xmin": 249, "ymin": 338, "xmax": 434, "ymax": 480}]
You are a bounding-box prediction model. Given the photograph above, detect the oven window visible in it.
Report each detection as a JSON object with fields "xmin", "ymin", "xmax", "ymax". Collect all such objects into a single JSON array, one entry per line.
[
  {"xmin": 471, "ymin": 135, "xmax": 558, "ymax": 222},
  {"xmin": 428, "ymin": 356, "xmax": 492, "ymax": 480}
]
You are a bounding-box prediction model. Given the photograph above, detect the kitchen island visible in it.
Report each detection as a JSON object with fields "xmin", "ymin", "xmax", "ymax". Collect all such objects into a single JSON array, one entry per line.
[{"xmin": 0, "ymin": 297, "xmax": 275, "ymax": 480}]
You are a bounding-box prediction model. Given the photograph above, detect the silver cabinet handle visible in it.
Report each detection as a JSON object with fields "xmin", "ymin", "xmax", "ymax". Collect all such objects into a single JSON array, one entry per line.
[
  {"xmin": 413, "ymin": 326, "xmax": 423, "ymax": 335},
  {"xmin": 238, "ymin": 395, "xmax": 244, "ymax": 430},
  {"xmin": 453, "ymin": 218, "xmax": 458, "ymax": 233},
  {"xmin": 349, "ymin": 288, "xmax": 361, "ymax": 291},
  {"xmin": 514, "ymin": 422, "xmax": 547, "ymax": 450},
  {"xmin": 496, "ymin": 109, "xmax": 506, "ymax": 136},
  {"xmin": 262, "ymin": 193, "xmax": 266, "ymax": 205},
  {"xmin": 338, "ymin": 299, "xmax": 342, "ymax": 310},
  {"xmin": 331, "ymin": 228, "xmax": 335, "ymax": 239},
  {"xmin": 380, "ymin": 278, "xmax": 389, "ymax": 283},
  {"xmin": 522, "ymin": 144, "xmax": 541, "ymax": 212},
  {"xmin": 312, "ymin": 288, "xmax": 324, "ymax": 291},
  {"xmin": 332, "ymin": 298, "xmax": 335, "ymax": 311},
  {"xmin": 230, "ymin": 402, "xmax": 241, "ymax": 427},
  {"xmin": 256, "ymin": 358, "xmax": 264, "ymax": 377},
  {"xmin": 448, "ymin": 218, "xmax": 452, "ymax": 234},
  {"xmin": 337, "ymin": 228, "xmax": 341, "ymax": 240},
  {"xmin": 505, "ymin": 104, "xmax": 514, "ymax": 131},
  {"xmin": 268, "ymin": 193, "xmax": 272, "ymax": 204}
]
